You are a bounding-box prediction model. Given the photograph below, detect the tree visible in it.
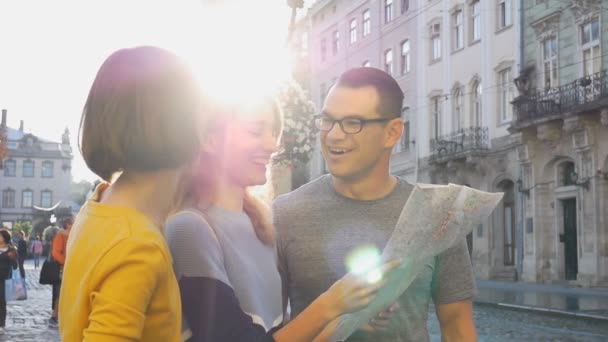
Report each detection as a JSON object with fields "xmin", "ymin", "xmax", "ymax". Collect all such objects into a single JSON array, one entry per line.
[
  {"xmin": 70, "ymin": 180, "xmax": 94, "ymax": 206},
  {"xmin": 12, "ymin": 221, "xmax": 33, "ymax": 240},
  {"xmin": 273, "ymin": 79, "xmax": 317, "ymax": 168}
]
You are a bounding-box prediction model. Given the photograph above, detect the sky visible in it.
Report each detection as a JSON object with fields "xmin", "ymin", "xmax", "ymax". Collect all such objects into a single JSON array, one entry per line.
[{"xmin": 0, "ymin": 0, "xmax": 296, "ymax": 182}]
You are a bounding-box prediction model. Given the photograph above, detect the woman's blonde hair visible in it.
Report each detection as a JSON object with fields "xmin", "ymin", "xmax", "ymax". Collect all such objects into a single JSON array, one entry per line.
[
  {"xmin": 79, "ymin": 46, "xmax": 204, "ymax": 182},
  {"xmin": 179, "ymin": 98, "xmax": 283, "ymax": 246}
]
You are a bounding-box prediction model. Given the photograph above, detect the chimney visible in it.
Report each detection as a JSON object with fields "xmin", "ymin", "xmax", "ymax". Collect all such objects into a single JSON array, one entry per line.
[
  {"xmin": 19, "ymin": 120, "xmax": 23, "ymax": 132},
  {"xmin": 1, "ymin": 109, "xmax": 6, "ymax": 129}
]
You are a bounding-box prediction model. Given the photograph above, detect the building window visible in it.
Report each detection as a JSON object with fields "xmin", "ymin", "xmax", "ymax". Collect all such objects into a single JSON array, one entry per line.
[
  {"xmin": 384, "ymin": 49, "xmax": 394, "ymax": 75},
  {"xmin": 453, "ymin": 9, "xmax": 464, "ymax": 50},
  {"xmin": 401, "ymin": 107, "xmax": 411, "ymax": 151},
  {"xmin": 385, "ymin": 0, "xmax": 393, "ymax": 23},
  {"xmin": 431, "ymin": 97, "xmax": 442, "ymax": 139},
  {"xmin": 332, "ymin": 30, "xmax": 340, "ymax": 55},
  {"xmin": 363, "ymin": 9, "xmax": 371, "ymax": 36},
  {"xmin": 430, "ymin": 23, "xmax": 441, "ymax": 61},
  {"xmin": 320, "ymin": 38, "xmax": 327, "ymax": 62},
  {"xmin": 581, "ymin": 18, "xmax": 600, "ymax": 77},
  {"xmin": 2, "ymin": 189, "xmax": 15, "ymax": 208},
  {"xmin": 401, "ymin": 40, "xmax": 411, "ymax": 74},
  {"xmin": 3, "ymin": 160, "xmax": 15, "ymax": 177},
  {"xmin": 542, "ymin": 36, "xmax": 558, "ymax": 88},
  {"xmin": 349, "ymin": 19, "xmax": 357, "ymax": 44},
  {"xmin": 402, "ymin": 120, "xmax": 411, "ymax": 151},
  {"xmin": 471, "ymin": 1, "xmax": 481, "ymax": 42},
  {"xmin": 42, "ymin": 161, "xmax": 54, "ymax": 178},
  {"xmin": 22, "ymin": 190, "xmax": 33, "ymax": 208},
  {"xmin": 401, "ymin": 0, "xmax": 410, "ymax": 14},
  {"xmin": 41, "ymin": 190, "xmax": 53, "ymax": 208},
  {"xmin": 363, "ymin": 60, "xmax": 371, "ymax": 67},
  {"xmin": 453, "ymin": 87, "xmax": 464, "ymax": 131},
  {"xmin": 498, "ymin": 69, "xmax": 513, "ymax": 123},
  {"xmin": 472, "ymin": 81, "xmax": 482, "ymax": 126},
  {"xmin": 23, "ymin": 160, "xmax": 34, "ymax": 177},
  {"xmin": 498, "ymin": 0, "xmax": 512, "ymax": 29},
  {"xmin": 561, "ymin": 162, "xmax": 576, "ymax": 186}
]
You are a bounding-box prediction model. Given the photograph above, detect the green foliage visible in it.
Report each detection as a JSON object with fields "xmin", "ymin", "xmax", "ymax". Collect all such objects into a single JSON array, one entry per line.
[
  {"xmin": 70, "ymin": 180, "xmax": 94, "ymax": 206},
  {"xmin": 273, "ymin": 80, "xmax": 317, "ymax": 167},
  {"xmin": 12, "ymin": 221, "xmax": 33, "ymax": 240}
]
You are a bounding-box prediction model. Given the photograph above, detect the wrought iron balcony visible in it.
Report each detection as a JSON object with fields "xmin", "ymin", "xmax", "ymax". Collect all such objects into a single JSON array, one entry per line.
[
  {"xmin": 429, "ymin": 126, "xmax": 489, "ymax": 163},
  {"xmin": 512, "ymin": 70, "xmax": 608, "ymax": 129}
]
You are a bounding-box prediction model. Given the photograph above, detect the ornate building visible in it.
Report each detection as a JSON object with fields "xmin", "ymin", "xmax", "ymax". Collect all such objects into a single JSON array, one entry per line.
[
  {"xmin": 0, "ymin": 109, "xmax": 74, "ymax": 230},
  {"xmin": 511, "ymin": 0, "xmax": 608, "ymax": 286},
  {"xmin": 300, "ymin": 0, "xmax": 607, "ymax": 286}
]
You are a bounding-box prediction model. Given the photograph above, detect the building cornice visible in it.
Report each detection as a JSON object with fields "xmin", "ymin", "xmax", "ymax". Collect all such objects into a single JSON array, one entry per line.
[{"xmin": 530, "ymin": 10, "xmax": 562, "ymax": 39}]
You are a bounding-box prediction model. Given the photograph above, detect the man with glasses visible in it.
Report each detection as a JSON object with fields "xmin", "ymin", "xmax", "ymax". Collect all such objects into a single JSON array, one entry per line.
[{"xmin": 273, "ymin": 67, "xmax": 476, "ymax": 341}]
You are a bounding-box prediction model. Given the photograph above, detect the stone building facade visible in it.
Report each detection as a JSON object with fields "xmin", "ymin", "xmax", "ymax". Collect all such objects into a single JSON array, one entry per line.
[
  {"xmin": 303, "ymin": 0, "xmax": 419, "ymax": 182},
  {"xmin": 511, "ymin": 0, "xmax": 608, "ymax": 286},
  {"xmin": 0, "ymin": 109, "xmax": 73, "ymax": 229},
  {"xmin": 299, "ymin": 0, "xmax": 607, "ymax": 286}
]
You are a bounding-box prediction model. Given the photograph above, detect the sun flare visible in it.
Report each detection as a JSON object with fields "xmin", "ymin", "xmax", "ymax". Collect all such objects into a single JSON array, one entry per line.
[{"xmin": 174, "ymin": 1, "xmax": 293, "ymax": 106}]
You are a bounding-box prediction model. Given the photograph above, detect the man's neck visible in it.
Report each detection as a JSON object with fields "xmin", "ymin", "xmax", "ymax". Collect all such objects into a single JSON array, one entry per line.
[{"xmin": 332, "ymin": 173, "xmax": 398, "ymax": 201}]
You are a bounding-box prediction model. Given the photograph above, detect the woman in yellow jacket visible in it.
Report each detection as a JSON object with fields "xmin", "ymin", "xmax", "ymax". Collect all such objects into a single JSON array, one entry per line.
[{"xmin": 58, "ymin": 46, "xmax": 205, "ymax": 341}]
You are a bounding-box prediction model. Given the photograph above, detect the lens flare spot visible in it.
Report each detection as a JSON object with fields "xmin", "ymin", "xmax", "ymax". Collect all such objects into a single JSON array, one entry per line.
[
  {"xmin": 346, "ymin": 245, "xmax": 382, "ymax": 283},
  {"xmin": 366, "ymin": 269, "xmax": 383, "ymax": 284}
]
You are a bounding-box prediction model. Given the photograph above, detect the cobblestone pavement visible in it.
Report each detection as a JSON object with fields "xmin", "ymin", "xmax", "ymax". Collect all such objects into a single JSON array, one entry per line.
[
  {"xmin": 3, "ymin": 261, "xmax": 60, "ymax": 342},
  {"xmin": 429, "ymin": 303, "xmax": 608, "ymax": 342},
  {"xmin": 3, "ymin": 261, "xmax": 607, "ymax": 341}
]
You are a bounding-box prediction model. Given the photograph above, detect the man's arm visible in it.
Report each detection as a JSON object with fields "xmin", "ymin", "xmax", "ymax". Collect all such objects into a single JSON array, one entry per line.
[
  {"xmin": 432, "ymin": 239, "xmax": 477, "ymax": 342},
  {"xmin": 436, "ymin": 300, "xmax": 476, "ymax": 342}
]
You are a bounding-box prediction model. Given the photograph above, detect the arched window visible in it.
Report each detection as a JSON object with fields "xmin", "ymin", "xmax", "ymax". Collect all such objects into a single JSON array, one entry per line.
[
  {"xmin": 560, "ymin": 161, "xmax": 576, "ymax": 186},
  {"xmin": 3, "ymin": 159, "xmax": 15, "ymax": 177},
  {"xmin": 452, "ymin": 86, "xmax": 464, "ymax": 131},
  {"xmin": 471, "ymin": 81, "xmax": 482, "ymax": 126}
]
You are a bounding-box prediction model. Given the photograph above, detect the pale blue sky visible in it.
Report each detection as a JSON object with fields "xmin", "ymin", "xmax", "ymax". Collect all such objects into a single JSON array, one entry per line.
[{"xmin": 0, "ymin": 0, "xmax": 293, "ymax": 182}]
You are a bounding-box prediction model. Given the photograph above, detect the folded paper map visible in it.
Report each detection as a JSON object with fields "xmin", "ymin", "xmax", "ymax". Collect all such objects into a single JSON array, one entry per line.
[{"xmin": 329, "ymin": 183, "xmax": 504, "ymax": 341}]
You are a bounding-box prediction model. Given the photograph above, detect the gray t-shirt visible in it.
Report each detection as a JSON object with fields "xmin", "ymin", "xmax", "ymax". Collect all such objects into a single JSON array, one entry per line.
[
  {"xmin": 273, "ymin": 175, "xmax": 475, "ymax": 342},
  {"xmin": 165, "ymin": 207, "xmax": 283, "ymax": 332}
]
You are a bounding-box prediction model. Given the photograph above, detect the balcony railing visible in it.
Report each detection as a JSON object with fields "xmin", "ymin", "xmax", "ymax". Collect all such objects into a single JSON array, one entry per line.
[
  {"xmin": 513, "ymin": 70, "xmax": 608, "ymax": 128},
  {"xmin": 429, "ymin": 126, "xmax": 489, "ymax": 163}
]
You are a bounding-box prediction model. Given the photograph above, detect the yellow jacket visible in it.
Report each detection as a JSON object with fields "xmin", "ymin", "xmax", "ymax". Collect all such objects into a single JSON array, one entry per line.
[{"xmin": 59, "ymin": 183, "xmax": 181, "ymax": 341}]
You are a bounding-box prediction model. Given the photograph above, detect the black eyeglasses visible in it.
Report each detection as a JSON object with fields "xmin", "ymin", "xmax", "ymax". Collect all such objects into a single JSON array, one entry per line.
[{"xmin": 313, "ymin": 114, "xmax": 394, "ymax": 134}]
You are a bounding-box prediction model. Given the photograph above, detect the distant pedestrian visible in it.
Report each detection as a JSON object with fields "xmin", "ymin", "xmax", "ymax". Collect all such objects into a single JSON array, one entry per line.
[
  {"xmin": 30, "ymin": 235, "xmax": 43, "ymax": 269},
  {"xmin": 42, "ymin": 224, "xmax": 60, "ymax": 257},
  {"xmin": 16, "ymin": 231, "xmax": 27, "ymax": 278},
  {"xmin": 49, "ymin": 217, "xmax": 73, "ymax": 328},
  {"xmin": 0, "ymin": 229, "xmax": 18, "ymax": 334}
]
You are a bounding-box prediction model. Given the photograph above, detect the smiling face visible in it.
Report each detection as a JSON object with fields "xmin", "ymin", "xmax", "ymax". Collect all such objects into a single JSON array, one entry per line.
[
  {"xmin": 212, "ymin": 100, "xmax": 281, "ymax": 188},
  {"xmin": 320, "ymin": 85, "xmax": 401, "ymax": 182}
]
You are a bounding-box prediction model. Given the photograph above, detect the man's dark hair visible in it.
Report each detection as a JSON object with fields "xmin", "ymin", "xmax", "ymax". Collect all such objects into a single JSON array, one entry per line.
[{"xmin": 335, "ymin": 67, "xmax": 404, "ymax": 118}]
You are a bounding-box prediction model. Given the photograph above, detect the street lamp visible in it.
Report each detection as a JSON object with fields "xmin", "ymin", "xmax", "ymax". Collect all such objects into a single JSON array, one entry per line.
[
  {"xmin": 516, "ymin": 178, "xmax": 531, "ymax": 197},
  {"xmin": 286, "ymin": 0, "xmax": 305, "ymax": 45}
]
